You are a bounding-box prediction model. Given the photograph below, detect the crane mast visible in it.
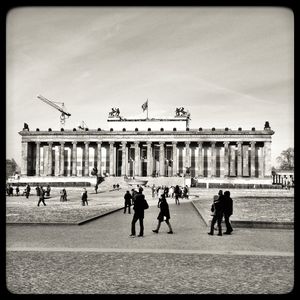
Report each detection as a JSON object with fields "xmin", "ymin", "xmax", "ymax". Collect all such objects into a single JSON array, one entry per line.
[{"xmin": 37, "ymin": 95, "xmax": 71, "ymax": 128}]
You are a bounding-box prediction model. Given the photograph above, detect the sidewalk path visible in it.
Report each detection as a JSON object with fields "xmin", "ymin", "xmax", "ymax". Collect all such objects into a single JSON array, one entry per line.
[{"xmin": 6, "ymin": 198, "xmax": 294, "ymax": 294}]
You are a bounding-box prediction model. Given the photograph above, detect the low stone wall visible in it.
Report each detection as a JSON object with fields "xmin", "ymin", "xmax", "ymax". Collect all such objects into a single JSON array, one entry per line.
[
  {"xmin": 194, "ymin": 183, "xmax": 283, "ymax": 189},
  {"xmin": 9, "ymin": 182, "xmax": 91, "ymax": 187}
]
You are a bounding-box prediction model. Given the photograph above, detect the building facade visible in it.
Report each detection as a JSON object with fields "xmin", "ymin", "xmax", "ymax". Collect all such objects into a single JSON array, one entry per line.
[{"xmin": 19, "ymin": 122, "xmax": 274, "ymax": 183}]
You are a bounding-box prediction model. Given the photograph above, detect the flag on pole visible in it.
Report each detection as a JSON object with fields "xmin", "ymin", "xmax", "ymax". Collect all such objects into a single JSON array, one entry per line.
[{"xmin": 141, "ymin": 99, "xmax": 148, "ymax": 112}]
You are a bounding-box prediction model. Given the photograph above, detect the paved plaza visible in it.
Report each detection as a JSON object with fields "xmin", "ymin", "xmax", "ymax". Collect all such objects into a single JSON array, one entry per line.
[{"xmin": 6, "ymin": 188, "xmax": 294, "ymax": 294}]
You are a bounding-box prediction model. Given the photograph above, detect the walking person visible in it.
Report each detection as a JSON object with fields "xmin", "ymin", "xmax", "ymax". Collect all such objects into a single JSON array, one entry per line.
[
  {"xmin": 174, "ymin": 185, "xmax": 180, "ymax": 205},
  {"xmin": 8, "ymin": 185, "xmax": 14, "ymax": 196},
  {"xmin": 60, "ymin": 189, "xmax": 66, "ymax": 202},
  {"xmin": 151, "ymin": 184, "xmax": 156, "ymax": 198},
  {"xmin": 124, "ymin": 190, "xmax": 132, "ymax": 214},
  {"xmin": 208, "ymin": 190, "xmax": 224, "ymax": 236},
  {"xmin": 183, "ymin": 185, "xmax": 189, "ymax": 199},
  {"xmin": 223, "ymin": 191, "xmax": 233, "ymax": 235},
  {"xmin": 152, "ymin": 193, "xmax": 173, "ymax": 234},
  {"xmin": 46, "ymin": 185, "xmax": 51, "ymax": 197},
  {"xmin": 36, "ymin": 184, "xmax": 40, "ymax": 196},
  {"xmin": 81, "ymin": 188, "xmax": 88, "ymax": 206},
  {"xmin": 130, "ymin": 187, "xmax": 147, "ymax": 237},
  {"xmin": 95, "ymin": 184, "xmax": 98, "ymax": 194},
  {"xmin": 16, "ymin": 185, "xmax": 20, "ymax": 196},
  {"xmin": 37, "ymin": 187, "xmax": 46, "ymax": 206},
  {"xmin": 63, "ymin": 189, "xmax": 67, "ymax": 201},
  {"xmin": 25, "ymin": 184, "xmax": 31, "ymax": 199}
]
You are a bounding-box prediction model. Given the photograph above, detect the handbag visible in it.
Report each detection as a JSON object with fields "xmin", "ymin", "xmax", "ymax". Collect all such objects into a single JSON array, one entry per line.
[{"xmin": 143, "ymin": 198, "xmax": 149, "ymax": 209}]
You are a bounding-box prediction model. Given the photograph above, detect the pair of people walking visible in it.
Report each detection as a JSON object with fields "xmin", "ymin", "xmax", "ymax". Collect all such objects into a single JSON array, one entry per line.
[
  {"xmin": 208, "ymin": 190, "xmax": 233, "ymax": 236},
  {"xmin": 129, "ymin": 188, "xmax": 174, "ymax": 237}
]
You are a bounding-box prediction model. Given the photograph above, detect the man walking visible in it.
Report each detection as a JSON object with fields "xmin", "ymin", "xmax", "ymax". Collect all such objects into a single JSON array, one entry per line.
[
  {"xmin": 130, "ymin": 187, "xmax": 146, "ymax": 237},
  {"xmin": 25, "ymin": 184, "xmax": 31, "ymax": 199},
  {"xmin": 37, "ymin": 187, "xmax": 46, "ymax": 206},
  {"xmin": 152, "ymin": 194, "xmax": 173, "ymax": 234},
  {"xmin": 223, "ymin": 190, "xmax": 233, "ymax": 235},
  {"xmin": 81, "ymin": 188, "xmax": 88, "ymax": 206}
]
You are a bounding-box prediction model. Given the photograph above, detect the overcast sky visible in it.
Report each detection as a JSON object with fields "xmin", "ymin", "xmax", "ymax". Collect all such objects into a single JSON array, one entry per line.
[{"xmin": 6, "ymin": 7, "xmax": 294, "ymax": 167}]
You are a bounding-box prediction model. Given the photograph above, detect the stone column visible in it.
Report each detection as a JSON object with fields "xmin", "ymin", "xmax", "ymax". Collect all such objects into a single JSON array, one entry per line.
[
  {"xmin": 172, "ymin": 142, "xmax": 177, "ymax": 176},
  {"xmin": 146, "ymin": 142, "xmax": 152, "ymax": 176},
  {"xmin": 259, "ymin": 145, "xmax": 264, "ymax": 178},
  {"xmin": 264, "ymin": 141, "xmax": 272, "ymax": 177},
  {"xmin": 84, "ymin": 142, "xmax": 89, "ymax": 176},
  {"xmin": 72, "ymin": 142, "xmax": 77, "ymax": 176},
  {"xmin": 134, "ymin": 142, "xmax": 139, "ymax": 176},
  {"xmin": 211, "ymin": 142, "xmax": 216, "ymax": 177},
  {"xmin": 35, "ymin": 142, "xmax": 40, "ymax": 176},
  {"xmin": 197, "ymin": 142, "xmax": 203, "ymax": 177},
  {"xmin": 97, "ymin": 142, "xmax": 102, "ymax": 176},
  {"xmin": 159, "ymin": 142, "xmax": 165, "ymax": 176},
  {"xmin": 237, "ymin": 142, "xmax": 242, "ymax": 177},
  {"xmin": 109, "ymin": 142, "xmax": 114, "ymax": 176},
  {"xmin": 223, "ymin": 142, "xmax": 229, "ymax": 177},
  {"xmin": 250, "ymin": 141, "xmax": 256, "ymax": 177},
  {"xmin": 121, "ymin": 141, "xmax": 127, "ymax": 176},
  {"xmin": 242, "ymin": 144, "xmax": 249, "ymax": 176},
  {"xmin": 59, "ymin": 142, "xmax": 65, "ymax": 176},
  {"xmin": 47, "ymin": 142, "xmax": 53, "ymax": 176},
  {"xmin": 54, "ymin": 147, "xmax": 60, "ymax": 176},
  {"xmin": 21, "ymin": 141, "xmax": 28, "ymax": 176},
  {"xmin": 229, "ymin": 144, "xmax": 236, "ymax": 176},
  {"xmin": 125, "ymin": 146, "xmax": 129, "ymax": 176},
  {"xmin": 185, "ymin": 142, "xmax": 190, "ymax": 173}
]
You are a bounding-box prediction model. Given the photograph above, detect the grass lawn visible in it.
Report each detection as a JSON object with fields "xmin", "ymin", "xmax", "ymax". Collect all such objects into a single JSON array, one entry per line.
[
  {"xmin": 193, "ymin": 196, "xmax": 294, "ymax": 222},
  {"xmin": 6, "ymin": 189, "xmax": 124, "ymax": 224}
]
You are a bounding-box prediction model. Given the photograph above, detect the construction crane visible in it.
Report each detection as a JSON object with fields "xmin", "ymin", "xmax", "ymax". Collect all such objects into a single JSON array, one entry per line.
[{"xmin": 37, "ymin": 95, "xmax": 71, "ymax": 128}]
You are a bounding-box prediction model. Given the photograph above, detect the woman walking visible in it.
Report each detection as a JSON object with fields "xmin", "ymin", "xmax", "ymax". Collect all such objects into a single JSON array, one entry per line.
[{"xmin": 152, "ymin": 194, "xmax": 173, "ymax": 234}]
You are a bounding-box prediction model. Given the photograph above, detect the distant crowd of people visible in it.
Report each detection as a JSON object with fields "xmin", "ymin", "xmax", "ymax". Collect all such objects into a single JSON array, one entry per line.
[
  {"xmin": 150, "ymin": 184, "xmax": 189, "ymax": 204},
  {"xmin": 7, "ymin": 181, "xmax": 236, "ymax": 238}
]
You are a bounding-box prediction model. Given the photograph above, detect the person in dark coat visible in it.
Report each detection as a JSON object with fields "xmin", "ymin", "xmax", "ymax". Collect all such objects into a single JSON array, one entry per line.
[
  {"xmin": 81, "ymin": 188, "xmax": 88, "ymax": 206},
  {"xmin": 9, "ymin": 185, "xmax": 14, "ymax": 196},
  {"xmin": 124, "ymin": 190, "xmax": 132, "ymax": 214},
  {"xmin": 152, "ymin": 194, "xmax": 173, "ymax": 234},
  {"xmin": 36, "ymin": 185, "xmax": 40, "ymax": 196},
  {"xmin": 208, "ymin": 190, "xmax": 224, "ymax": 236},
  {"xmin": 16, "ymin": 186, "xmax": 20, "ymax": 196},
  {"xmin": 25, "ymin": 184, "xmax": 31, "ymax": 199},
  {"xmin": 37, "ymin": 187, "xmax": 46, "ymax": 206},
  {"xmin": 46, "ymin": 185, "xmax": 51, "ymax": 197},
  {"xmin": 174, "ymin": 185, "xmax": 180, "ymax": 205},
  {"xmin": 223, "ymin": 190, "xmax": 233, "ymax": 234},
  {"xmin": 131, "ymin": 189, "xmax": 137, "ymax": 203},
  {"xmin": 130, "ymin": 187, "xmax": 146, "ymax": 237}
]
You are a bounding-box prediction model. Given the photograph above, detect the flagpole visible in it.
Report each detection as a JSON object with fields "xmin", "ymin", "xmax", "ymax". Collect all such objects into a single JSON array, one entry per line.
[{"xmin": 147, "ymin": 99, "xmax": 149, "ymax": 119}]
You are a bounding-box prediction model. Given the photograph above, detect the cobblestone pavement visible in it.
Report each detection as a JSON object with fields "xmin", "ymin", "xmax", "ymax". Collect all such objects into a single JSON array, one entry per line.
[
  {"xmin": 6, "ymin": 251, "xmax": 293, "ymax": 294},
  {"xmin": 6, "ymin": 189, "xmax": 295, "ymax": 294}
]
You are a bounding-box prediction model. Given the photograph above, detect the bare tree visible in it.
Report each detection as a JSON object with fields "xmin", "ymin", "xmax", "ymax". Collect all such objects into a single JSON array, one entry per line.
[{"xmin": 276, "ymin": 147, "xmax": 294, "ymax": 170}]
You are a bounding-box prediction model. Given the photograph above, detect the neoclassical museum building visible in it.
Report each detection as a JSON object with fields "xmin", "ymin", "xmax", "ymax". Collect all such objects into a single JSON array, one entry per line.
[{"xmin": 19, "ymin": 111, "xmax": 275, "ymax": 185}]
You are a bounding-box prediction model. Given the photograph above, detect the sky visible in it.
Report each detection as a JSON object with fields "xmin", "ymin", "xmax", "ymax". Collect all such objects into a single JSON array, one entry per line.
[{"xmin": 6, "ymin": 7, "xmax": 294, "ymax": 168}]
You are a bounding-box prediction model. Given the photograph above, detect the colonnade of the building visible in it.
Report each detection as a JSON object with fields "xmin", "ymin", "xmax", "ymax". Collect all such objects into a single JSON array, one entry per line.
[{"xmin": 21, "ymin": 140, "xmax": 272, "ymax": 178}]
